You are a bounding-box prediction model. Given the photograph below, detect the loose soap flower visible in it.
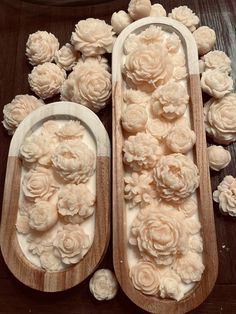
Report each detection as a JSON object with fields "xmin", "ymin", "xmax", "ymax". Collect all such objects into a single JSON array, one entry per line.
[
  {"xmin": 166, "ymin": 125, "xmax": 196, "ymax": 154},
  {"xmin": 121, "ymin": 104, "xmax": 148, "ymax": 133},
  {"xmin": 202, "ymin": 50, "xmax": 231, "ymax": 73},
  {"xmin": 193, "ymin": 26, "xmax": 216, "ymax": 55},
  {"xmin": 168, "ymin": 6, "xmax": 199, "ymax": 32},
  {"xmin": 149, "ymin": 3, "xmax": 166, "ymax": 17},
  {"xmin": 29, "ymin": 201, "xmax": 58, "ymax": 232},
  {"xmin": 207, "ymin": 145, "xmax": 231, "ymax": 171},
  {"xmin": 128, "ymin": 0, "xmax": 151, "ymax": 20},
  {"xmin": 111, "ymin": 10, "xmax": 133, "ymax": 34},
  {"xmin": 54, "ymin": 43, "xmax": 79, "ymax": 71}
]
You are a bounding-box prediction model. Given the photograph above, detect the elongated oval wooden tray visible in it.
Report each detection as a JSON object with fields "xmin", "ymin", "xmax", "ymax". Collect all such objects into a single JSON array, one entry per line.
[
  {"xmin": 0, "ymin": 101, "xmax": 110, "ymax": 292},
  {"xmin": 112, "ymin": 17, "xmax": 218, "ymax": 313}
]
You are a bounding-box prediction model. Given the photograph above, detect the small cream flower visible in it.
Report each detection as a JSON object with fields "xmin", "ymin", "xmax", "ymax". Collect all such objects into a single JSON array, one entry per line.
[
  {"xmin": 121, "ymin": 104, "xmax": 148, "ymax": 133},
  {"xmin": 54, "ymin": 43, "xmax": 79, "ymax": 71},
  {"xmin": 2, "ymin": 95, "xmax": 43, "ymax": 135},
  {"xmin": 129, "ymin": 261, "xmax": 160, "ymax": 295},
  {"xmin": 26, "ymin": 30, "xmax": 59, "ymax": 65},
  {"xmin": 51, "ymin": 141, "xmax": 95, "ymax": 184},
  {"xmin": 193, "ymin": 26, "xmax": 216, "ymax": 56},
  {"xmin": 202, "ymin": 50, "xmax": 231, "ymax": 73},
  {"xmin": 29, "ymin": 201, "xmax": 58, "ymax": 232},
  {"xmin": 123, "ymin": 132, "xmax": 163, "ymax": 171},
  {"xmin": 153, "ymin": 153, "xmax": 199, "ymax": 203},
  {"xmin": 89, "ymin": 269, "xmax": 118, "ymax": 301},
  {"xmin": 151, "ymin": 81, "xmax": 189, "ymax": 120},
  {"xmin": 207, "ymin": 145, "xmax": 231, "ymax": 171},
  {"xmin": 149, "ymin": 3, "xmax": 166, "ymax": 17},
  {"xmin": 168, "ymin": 6, "xmax": 199, "ymax": 32},
  {"xmin": 111, "ymin": 10, "xmax": 133, "ymax": 34},
  {"xmin": 147, "ymin": 118, "xmax": 173, "ymax": 142},
  {"xmin": 166, "ymin": 125, "xmax": 196, "ymax": 154},
  {"xmin": 128, "ymin": 0, "xmax": 151, "ymax": 20},
  {"xmin": 165, "ymin": 33, "xmax": 181, "ymax": 53},
  {"xmin": 201, "ymin": 69, "xmax": 233, "ymax": 98},
  {"xmin": 213, "ymin": 175, "xmax": 236, "ymax": 216},
  {"xmin": 71, "ymin": 18, "xmax": 115, "ymax": 56},
  {"xmin": 204, "ymin": 94, "xmax": 236, "ymax": 144},
  {"xmin": 28, "ymin": 62, "xmax": 66, "ymax": 99},
  {"xmin": 124, "ymin": 88, "xmax": 150, "ymax": 106},
  {"xmin": 123, "ymin": 44, "xmax": 173, "ymax": 92},
  {"xmin": 53, "ymin": 224, "xmax": 90, "ymax": 265},
  {"xmin": 159, "ymin": 270, "xmax": 184, "ymax": 301},
  {"xmin": 177, "ymin": 197, "xmax": 198, "ymax": 218},
  {"xmin": 56, "ymin": 120, "xmax": 85, "ymax": 141}
]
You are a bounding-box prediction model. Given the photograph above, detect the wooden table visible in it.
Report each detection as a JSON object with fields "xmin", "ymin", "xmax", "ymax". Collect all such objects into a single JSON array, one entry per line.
[{"xmin": 0, "ymin": 0, "xmax": 235, "ymax": 313}]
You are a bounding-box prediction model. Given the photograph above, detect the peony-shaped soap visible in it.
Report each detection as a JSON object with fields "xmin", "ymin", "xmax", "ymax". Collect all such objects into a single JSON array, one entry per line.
[
  {"xmin": 128, "ymin": 0, "xmax": 151, "ymax": 20},
  {"xmin": 111, "ymin": 10, "xmax": 133, "ymax": 34},
  {"xmin": 166, "ymin": 125, "xmax": 196, "ymax": 154},
  {"xmin": 168, "ymin": 6, "xmax": 199, "ymax": 32},
  {"xmin": 207, "ymin": 145, "xmax": 231, "ymax": 171},
  {"xmin": 121, "ymin": 104, "xmax": 148, "ymax": 133},
  {"xmin": 201, "ymin": 50, "xmax": 231, "ymax": 73},
  {"xmin": 149, "ymin": 3, "xmax": 166, "ymax": 17},
  {"xmin": 159, "ymin": 270, "xmax": 184, "ymax": 301},
  {"xmin": 193, "ymin": 26, "xmax": 216, "ymax": 56},
  {"xmin": 54, "ymin": 43, "xmax": 79, "ymax": 71}
]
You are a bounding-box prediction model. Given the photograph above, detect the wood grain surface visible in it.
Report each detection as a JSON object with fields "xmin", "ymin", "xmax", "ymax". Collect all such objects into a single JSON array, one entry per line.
[{"xmin": 0, "ymin": 0, "xmax": 236, "ymax": 313}]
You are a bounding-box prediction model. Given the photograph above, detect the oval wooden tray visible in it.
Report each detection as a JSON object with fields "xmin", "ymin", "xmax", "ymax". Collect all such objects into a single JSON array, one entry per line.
[
  {"xmin": 112, "ymin": 17, "xmax": 218, "ymax": 313},
  {"xmin": 0, "ymin": 101, "xmax": 110, "ymax": 292}
]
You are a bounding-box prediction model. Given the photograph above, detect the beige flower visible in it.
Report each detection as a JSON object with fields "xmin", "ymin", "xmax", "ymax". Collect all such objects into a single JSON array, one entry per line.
[
  {"xmin": 22, "ymin": 167, "xmax": 57, "ymax": 202},
  {"xmin": 29, "ymin": 201, "xmax": 58, "ymax": 232},
  {"xmin": 166, "ymin": 126, "xmax": 196, "ymax": 154},
  {"xmin": 56, "ymin": 120, "xmax": 85, "ymax": 141},
  {"xmin": 193, "ymin": 26, "xmax": 216, "ymax": 56},
  {"xmin": 159, "ymin": 270, "xmax": 184, "ymax": 301},
  {"xmin": 16, "ymin": 214, "xmax": 30, "ymax": 234},
  {"xmin": 28, "ymin": 62, "xmax": 66, "ymax": 99},
  {"xmin": 124, "ymin": 88, "xmax": 150, "ymax": 106},
  {"xmin": 202, "ymin": 50, "xmax": 231, "ymax": 73},
  {"xmin": 204, "ymin": 94, "xmax": 236, "ymax": 144},
  {"xmin": 153, "ymin": 153, "xmax": 199, "ymax": 203},
  {"xmin": 147, "ymin": 118, "xmax": 173, "ymax": 142},
  {"xmin": 26, "ymin": 31, "xmax": 59, "ymax": 66},
  {"xmin": 213, "ymin": 175, "xmax": 236, "ymax": 216},
  {"xmin": 53, "ymin": 224, "xmax": 90, "ymax": 264},
  {"xmin": 173, "ymin": 252, "xmax": 204, "ymax": 284},
  {"xmin": 165, "ymin": 33, "xmax": 181, "ymax": 53},
  {"xmin": 207, "ymin": 145, "xmax": 231, "ymax": 171},
  {"xmin": 151, "ymin": 81, "xmax": 189, "ymax": 120},
  {"xmin": 71, "ymin": 18, "xmax": 115, "ymax": 56},
  {"xmin": 177, "ymin": 197, "xmax": 198, "ymax": 218},
  {"xmin": 40, "ymin": 250, "xmax": 62, "ymax": 271},
  {"xmin": 111, "ymin": 10, "xmax": 133, "ymax": 34},
  {"xmin": 55, "ymin": 43, "xmax": 79, "ymax": 71},
  {"xmin": 201, "ymin": 69, "xmax": 233, "ymax": 98},
  {"xmin": 51, "ymin": 141, "xmax": 95, "ymax": 184},
  {"xmin": 2, "ymin": 95, "xmax": 43, "ymax": 135},
  {"xmin": 129, "ymin": 261, "xmax": 160, "ymax": 295},
  {"xmin": 128, "ymin": 0, "xmax": 151, "ymax": 20},
  {"xmin": 89, "ymin": 269, "xmax": 118, "ymax": 301},
  {"xmin": 149, "ymin": 3, "xmax": 166, "ymax": 17},
  {"xmin": 121, "ymin": 104, "xmax": 148, "ymax": 133},
  {"xmin": 129, "ymin": 205, "xmax": 188, "ymax": 265},
  {"xmin": 168, "ymin": 6, "xmax": 199, "ymax": 32},
  {"xmin": 123, "ymin": 132, "xmax": 163, "ymax": 171},
  {"xmin": 123, "ymin": 44, "xmax": 173, "ymax": 92}
]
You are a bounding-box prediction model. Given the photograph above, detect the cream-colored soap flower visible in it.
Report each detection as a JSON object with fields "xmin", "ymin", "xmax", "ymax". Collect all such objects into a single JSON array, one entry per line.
[
  {"xmin": 147, "ymin": 118, "xmax": 173, "ymax": 142},
  {"xmin": 29, "ymin": 62, "xmax": 66, "ymax": 99},
  {"xmin": 2, "ymin": 95, "xmax": 43, "ymax": 135},
  {"xmin": 71, "ymin": 18, "xmax": 115, "ymax": 56},
  {"xmin": 22, "ymin": 167, "xmax": 57, "ymax": 202},
  {"xmin": 207, "ymin": 145, "xmax": 231, "ymax": 171},
  {"xmin": 129, "ymin": 261, "xmax": 160, "ymax": 295},
  {"xmin": 124, "ymin": 171, "xmax": 157, "ymax": 208},
  {"xmin": 151, "ymin": 81, "xmax": 189, "ymax": 120},
  {"xmin": 128, "ymin": 0, "xmax": 151, "ymax": 20},
  {"xmin": 123, "ymin": 132, "xmax": 163, "ymax": 171},
  {"xmin": 54, "ymin": 43, "xmax": 79, "ymax": 71},
  {"xmin": 201, "ymin": 69, "xmax": 233, "ymax": 98},
  {"xmin": 204, "ymin": 94, "xmax": 236, "ymax": 144},
  {"xmin": 153, "ymin": 153, "xmax": 199, "ymax": 203},
  {"xmin": 202, "ymin": 50, "xmax": 231, "ymax": 73},
  {"xmin": 53, "ymin": 224, "xmax": 90, "ymax": 264},
  {"xmin": 178, "ymin": 197, "xmax": 197, "ymax": 218},
  {"xmin": 40, "ymin": 250, "xmax": 62, "ymax": 271},
  {"xmin": 149, "ymin": 3, "xmax": 166, "ymax": 17},
  {"xmin": 173, "ymin": 252, "xmax": 204, "ymax": 284},
  {"xmin": 29, "ymin": 201, "xmax": 58, "ymax": 232},
  {"xmin": 193, "ymin": 26, "xmax": 216, "ymax": 56},
  {"xmin": 165, "ymin": 33, "xmax": 181, "ymax": 53},
  {"xmin": 61, "ymin": 58, "xmax": 111, "ymax": 112},
  {"xmin": 123, "ymin": 44, "xmax": 173, "ymax": 92},
  {"xmin": 129, "ymin": 205, "xmax": 188, "ymax": 265},
  {"xmin": 26, "ymin": 30, "xmax": 59, "ymax": 66},
  {"xmin": 168, "ymin": 6, "xmax": 199, "ymax": 32},
  {"xmin": 57, "ymin": 183, "xmax": 95, "ymax": 222},
  {"xmin": 89, "ymin": 269, "xmax": 118, "ymax": 301},
  {"xmin": 166, "ymin": 125, "xmax": 196, "ymax": 153},
  {"xmin": 16, "ymin": 214, "xmax": 30, "ymax": 234},
  {"xmin": 124, "ymin": 88, "xmax": 150, "ymax": 106},
  {"xmin": 111, "ymin": 10, "xmax": 133, "ymax": 34},
  {"xmin": 121, "ymin": 104, "xmax": 148, "ymax": 133},
  {"xmin": 213, "ymin": 175, "xmax": 236, "ymax": 216},
  {"xmin": 159, "ymin": 270, "xmax": 184, "ymax": 301},
  {"xmin": 56, "ymin": 120, "xmax": 84, "ymax": 141},
  {"xmin": 51, "ymin": 141, "xmax": 95, "ymax": 184}
]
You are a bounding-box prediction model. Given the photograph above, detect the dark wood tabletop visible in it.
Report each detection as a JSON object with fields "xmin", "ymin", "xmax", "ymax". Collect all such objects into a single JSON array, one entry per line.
[{"xmin": 0, "ymin": 0, "xmax": 236, "ymax": 313}]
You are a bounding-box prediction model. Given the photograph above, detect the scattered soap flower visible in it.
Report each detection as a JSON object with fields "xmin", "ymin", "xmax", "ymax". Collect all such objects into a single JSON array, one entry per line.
[
  {"xmin": 166, "ymin": 125, "xmax": 196, "ymax": 154},
  {"xmin": 111, "ymin": 10, "xmax": 133, "ymax": 34},
  {"xmin": 121, "ymin": 104, "xmax": 148, "ymax": 133},
  {"xmin": 89, "ymin": 269, "xmax": 118, "ymax": 301},
  {"xmin": 168, "ymin": 6, "xmax": 199, "ymax": 32},
  {"xmin": 202, "ymin": 50, "xmax": 231, "ymax": 73},
  {"xmin": 207, "ymin": 145, "xmax": 231, "ymax": 171},
  {"xmin": 28, "ymin": 62, "xmax": 66, "ymax": 99},
  {"xmin": 40, "ymin": 249, "xmax": 62, "ymax": 271},
  {"xmin": 16, "ymin": 214, "xmax": 30, "ymax": 234},
  {"xmin": 124, "ymin": 88, "xmax": 150, "ymax": 106},
  {"xmin": 149, "ymin": 3, "xmax": 166, "ymax": 17},
  {"xmin": 2, "ymin": 95, "xmax": 44, "ymax": 135},
  {"xmin": 54, "ymin": 43, "xmax": 79, "ymax": 71},
  {"xmin": 128, "ymin": 0, "xmax": 151, "ymax": 20},
  {"xmin": 193, "ymin": 26, "xmax": 216, "ymax": 56},
  {"xmin": 26, "ymin": 30, "xmax": 59, "ymax": 66},
  {"xmin": 165, "ymin": 32, "xmax": 181, "ymax": 53},
  {"xmin": 159, "ymin": 270, "xmax": 184, "ymax": 301},
  {"xmin": 178, "ymin": 197, "xmax": 198, "ymax": 218},
  {"xmin": 56, "ymin": 120, "xmax": 85, "ymax": 141},
  {"xmin": 147, "ymin": 118, "xmax": 173, "ymax": 142}
]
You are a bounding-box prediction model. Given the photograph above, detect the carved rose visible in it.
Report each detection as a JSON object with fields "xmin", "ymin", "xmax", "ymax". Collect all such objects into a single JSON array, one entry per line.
[
  {"xmin": 202, "ymin": 50, "xmax": 231, "ymax": 73},
  {"xmin": 111, "ymin": 10, "xmax": 133, "ymax": 34},
  {"xmin": 193, "ymin": 26, "xmax": 216, "ymax": 56},
  {"xmin": 29, "ymin": 201, "xmax": 58, "ymax": 232},
  {"xmin": 121, "ymin": 104, "xmax": 148, "ymax": 133},
  {"xmin": 149, "ymin": 3, "xmax": 166, "ymax": 17},
  {"xmin": 128, "ymin": 0, "xmax": 151, "ymax": 20},
  {"xmin": 168, "ymin": 6, "xmax": 199, "ymax": 32},
  {"xmin": 147, "ymin": 118, "xmax": 173, "ymax": 142},
  {"xmin": 166, "ymin": 125, "xmax": 196, "ymax": 154},
  {"xmin": 207, "ymin": 145, "xmax": 231, "ymax": 171},
  {"xmin": 55, "ymin": 43, "xmax": 79, "ymax": 71},
  {"xmin": 159, "ymin": 270, "xmax": 184, "ymax": 301},
  {"xmin": 56, "ymin": 120, "xmax": 85, "ymax": 141}
]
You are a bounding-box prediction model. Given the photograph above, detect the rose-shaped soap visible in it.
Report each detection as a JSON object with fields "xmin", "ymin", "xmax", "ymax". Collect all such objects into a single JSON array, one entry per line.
[
  {"xmin": 159, "ymin": 270, "xmax": 184, "ymax": 301},
  {"xmin": 147, "ymin": 118, "xmax": 173, "ymax": 142},
  {"xmin": 29, "ymin": 201, "xmax": 58, "ymax": 232},
  {"xmin": 111, "ymin": 10, "xmax": 133, "ymax": 34},
  {"xmin": 55, "ymin": 43, "xmax": 79, "ymax": 71},
  {"xmin": 193, "ymin": 26, "xmax": 216, "ymax": 55},
  {"xmin": 207, "ymin": 145, "xmax": 231, "ymax": 171},
  {"xmin": 166, "ymin": 125, "xmax": 196, "ymax": 153},
  {"xmin": 168, "ymin": 6, "xmax": 199, "ymax": 32},
  {"xmin": 26, "ymin": 30, "xmax": 59, "ymax": 65},
  {"xmin": 149, "ymin": 3, "xmax": 166, "ymax": 17},
  {"xmin": 128, "ymin": 0, "xmax": 151, "ymax": 20},
  {"xmin": 89, "ymin": 269, "xmax": 118, "ymax": 301},
  {"xmin": 202, "ymin": 50, "xmax": 231, "ymax": 73},
  {"xmin": 121, "ymin": 104, "xmax": 148, "ymax": 133},
  {"xmin": 71, "ymin": 18, "xmax": 115, "ymax": 56}
]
